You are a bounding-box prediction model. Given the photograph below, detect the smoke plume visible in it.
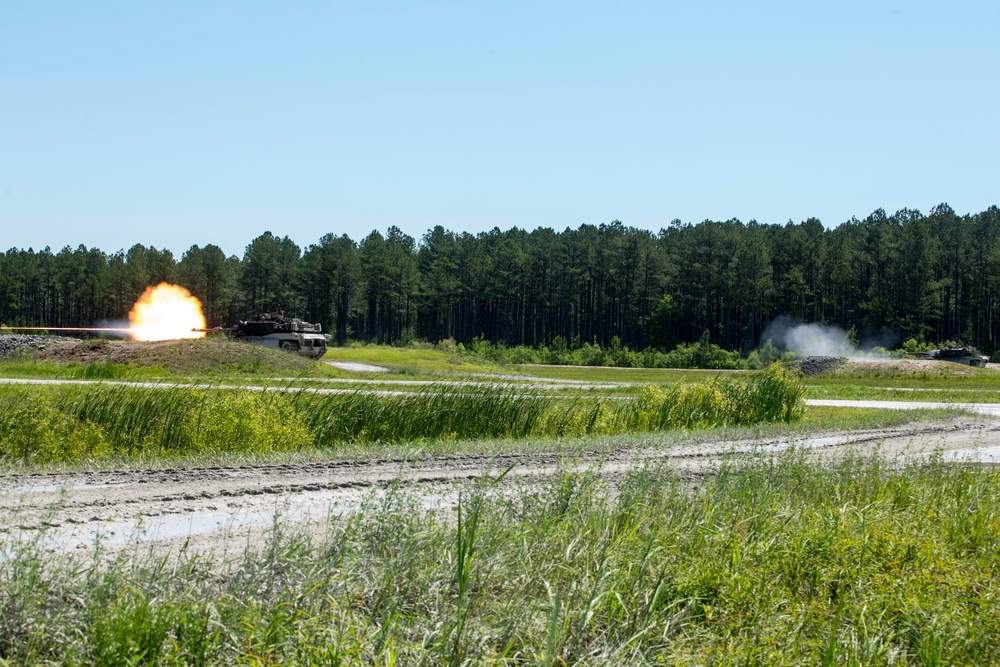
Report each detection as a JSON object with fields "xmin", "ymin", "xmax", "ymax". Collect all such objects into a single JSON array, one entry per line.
[{"xmin": 762, "ymin": 316, "xmax": 887, "ymax": 358}]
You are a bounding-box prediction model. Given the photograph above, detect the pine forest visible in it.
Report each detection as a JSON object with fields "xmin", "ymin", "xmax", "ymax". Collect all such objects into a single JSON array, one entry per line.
[{"xmin": 3, "ymin": 203, "xmax": 999, "ymax": 355}]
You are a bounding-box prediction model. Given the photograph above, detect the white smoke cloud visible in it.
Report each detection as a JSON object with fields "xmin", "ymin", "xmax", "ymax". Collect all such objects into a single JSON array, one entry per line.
[
  {"xmin": 782, "ymin": 323, "xmax": 857, "ymax": 357},
  {"xmin": 762, "ymin": 316, "xmax": 888, "ymax": 358}
]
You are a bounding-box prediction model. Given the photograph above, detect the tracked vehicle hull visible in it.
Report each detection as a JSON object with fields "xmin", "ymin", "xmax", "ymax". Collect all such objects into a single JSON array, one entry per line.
[
  {"xmin": 232, "ymin": 332, "xmax": 330, "ymax": 358},
  {"xmin": 928, "ymin": 347, "xmax": 989, "ymax": 368},
  {"xmin": 200, "ymin": 315, "xmax": 333, "ymax": 359}
]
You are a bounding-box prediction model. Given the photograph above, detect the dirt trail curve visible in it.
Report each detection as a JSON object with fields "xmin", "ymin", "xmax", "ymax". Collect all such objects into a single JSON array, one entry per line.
[{"xmin": 3, "ymin": 419, "xmax": 1000, "ymax": 558}]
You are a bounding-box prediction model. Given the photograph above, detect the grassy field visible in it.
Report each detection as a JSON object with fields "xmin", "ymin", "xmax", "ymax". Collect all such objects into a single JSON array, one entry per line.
[
  {"xmin": 325, "ymin": 346, "xmax": 1000, "ymax": 403},
  {"xmin": 0, "ymin": 402, "xmax": 965, "ymax": 474},
  {"xmin": 806, "ymin": 385, "xmax": 1000, "ymax": 403},
  {"xmin": 324, "ymin": 343, "xmax": 501, "ymax": 376},
  {"xmin": 7, "ymin": 339, "xmax": 1000, "ymax": 398},
  {"xmin": 0, "ymin": 368, "xmax": 805, "ymax": 468},
  {"xmin": 3, "ymin": 453, "xmax": 1000, "ymax": 664},
  {"xmin": 513, "ymin": 363, "xmax": 743, "ymax": 383},
  {"xmin": 803, "ymin": 369, "xmax": 1000, "ymax": 404},
  {"xmin": 2, "ymin": 340, "xmax": 996, "ymax": 472},
  {"xmin": 2, "ymin": 341, "xmax": 996, "ymax": 663}
]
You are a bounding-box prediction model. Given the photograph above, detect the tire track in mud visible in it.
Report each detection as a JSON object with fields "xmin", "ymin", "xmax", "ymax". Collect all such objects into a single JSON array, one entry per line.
[{"xmin": 2, "ymin": 419, "xmax": 999, "ymax": 555}]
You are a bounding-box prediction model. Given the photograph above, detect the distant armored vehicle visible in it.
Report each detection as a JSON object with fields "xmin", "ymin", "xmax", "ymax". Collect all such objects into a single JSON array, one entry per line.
[
  {"xmin": 928, "ymin": 347, "xmax": 989, "ymax": 368},
  {"xmin": 196, "ymin": 313, "xmax": 332, "ymax": 358}
]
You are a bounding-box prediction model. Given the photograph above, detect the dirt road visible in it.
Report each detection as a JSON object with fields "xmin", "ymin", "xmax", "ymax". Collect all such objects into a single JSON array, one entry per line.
[
  {"xmin": 3, "ymin": 418, "xmax": 999, "ymax": 559},
  {"xmin": 808, "ymin": 399, "xmax": 1000, "ymax": 416}
]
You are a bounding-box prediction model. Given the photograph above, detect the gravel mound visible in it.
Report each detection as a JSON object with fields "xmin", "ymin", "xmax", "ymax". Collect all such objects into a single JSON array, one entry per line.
[
  {"xmin": 0, "ymin": 334, "xmax": 73, "ymax": 359},
  {"xmin": 795, "ymin": 355, "xmax": 848, "ymax": 376}
]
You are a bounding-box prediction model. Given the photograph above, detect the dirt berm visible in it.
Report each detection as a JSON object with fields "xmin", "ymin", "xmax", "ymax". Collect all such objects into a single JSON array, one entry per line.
[
  {"xmin": 793, "ymin": 355, "xmax": 992, "ymax": 378},
  {"xmin": 0, "ymin": 334, "xmax": 319, "ymax": 374}
]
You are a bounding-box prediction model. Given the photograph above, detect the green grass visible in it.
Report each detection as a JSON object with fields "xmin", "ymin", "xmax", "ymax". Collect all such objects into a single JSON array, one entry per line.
[
  {"xmin": 812, "ymin": 359, "xmax": 996, "ymax": 381},
  {"xmin": 322, "ymin": 345, "xmax": 748, "ymax": 383},
  {"xmin": 4, "ymin": 453, "xmax": 1000, "ymax": 664},
  {"xmin": 798, "ymin": 405, "xmax": 973, "ymax": 428},
  {"xmin": 10, "ymin": 340, "xmax": 1000, "ymax": 400},
  {"xmin": 806, "ymin": 371, "xmax": 1000, "ymax": 402},
  {"xmin": 806, "ymin": 384, "xmax": 1000, "ymax": 403},
  {"xmin": 0, "ymin": 404, "xmax": 964, "ymax": 475},
  {"xmin": 324, "ymin": 343, "xmax": 501, "ymax": 375},
  {"xmin": 0, "ymin": 358, "xmax": 167, "ymax": 379},
  {"xmin": 0, "ymin": 369, "xmax": 804, "ymax": 467},
  {"xmin": 515, "ymin": 363, "xmax": 745, "ymax": 383}
]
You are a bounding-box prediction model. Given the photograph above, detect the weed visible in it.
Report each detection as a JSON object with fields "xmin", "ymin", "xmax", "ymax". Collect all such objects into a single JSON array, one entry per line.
[
  {"xmin": 3, "ymin": 454, "xmax": 1000, "ymax": 663},
  {"xmin": 0, "ymin": 368, "xmax": 804, "ymax": 465}
]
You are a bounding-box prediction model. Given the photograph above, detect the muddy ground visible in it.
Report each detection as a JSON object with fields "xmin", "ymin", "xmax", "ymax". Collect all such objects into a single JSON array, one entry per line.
[{"xmin": 3, "ymin": 418, "xmax": 998, "ymax": 561}]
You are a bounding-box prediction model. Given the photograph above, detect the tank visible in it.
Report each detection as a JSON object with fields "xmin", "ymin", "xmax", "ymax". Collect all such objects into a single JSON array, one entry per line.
[
  {"xmin": 197, "ymin": 313, "xmax": 332, "ymax": 359},
  {"xmin": 928, "ymin": 347, "xmax": 989, "ymax": 368}
]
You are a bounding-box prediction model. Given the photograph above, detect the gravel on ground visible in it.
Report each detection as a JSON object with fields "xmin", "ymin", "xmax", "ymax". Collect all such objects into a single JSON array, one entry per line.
[{"xmin": 0, "ymin": 334, "xmax": 77, "ymax": 359}]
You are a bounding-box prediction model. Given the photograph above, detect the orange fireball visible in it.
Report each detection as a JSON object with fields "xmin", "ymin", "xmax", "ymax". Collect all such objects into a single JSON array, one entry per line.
[{"xmin": 129, "ymin": 283, "xmax": 206, "ymax": 341}]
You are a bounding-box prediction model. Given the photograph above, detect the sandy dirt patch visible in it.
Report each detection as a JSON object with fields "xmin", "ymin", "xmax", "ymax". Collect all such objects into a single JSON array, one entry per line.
[
  {"xmin": 326, "ymin": 361, "xmax": 390, "ymax": 373},
  {"xmin": 3, "ymin": 418, "xmax": 997, "ymax": 560}
]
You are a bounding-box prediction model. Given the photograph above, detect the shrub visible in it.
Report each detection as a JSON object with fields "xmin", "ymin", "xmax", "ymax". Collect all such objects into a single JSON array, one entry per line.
[
  {"xmin": 189, "ymin": 391, "xmax": 312, "ymax": 455},
  {"xmin": 0, "ymin": 402, "xmax": 108, "ymax": 464}
]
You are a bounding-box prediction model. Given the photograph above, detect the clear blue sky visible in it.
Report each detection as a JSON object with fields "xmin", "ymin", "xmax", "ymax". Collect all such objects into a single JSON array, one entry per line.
[{"xmin": 2, "ymin": 1, "xmax": 998, "ymax": 257}]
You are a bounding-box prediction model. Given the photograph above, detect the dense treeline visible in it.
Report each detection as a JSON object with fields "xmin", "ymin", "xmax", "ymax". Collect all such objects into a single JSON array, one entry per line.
[{"xmin": 2, "ymin": 203, "xmax": 1000, "ymax": 353}]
